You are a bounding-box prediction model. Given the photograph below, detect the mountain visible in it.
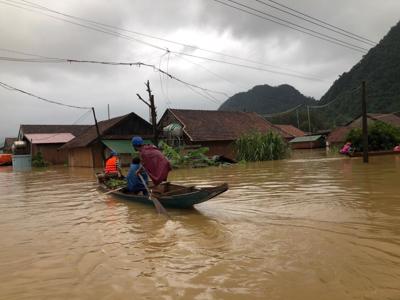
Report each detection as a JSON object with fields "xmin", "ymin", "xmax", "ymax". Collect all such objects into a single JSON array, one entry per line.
[
  {"xmin": 319, "ymin": 21, "xmax": 400, "ymax": 126},
  {"xmin": 219, "ymin": 84, "xmax": 316, "ymax": 114}
]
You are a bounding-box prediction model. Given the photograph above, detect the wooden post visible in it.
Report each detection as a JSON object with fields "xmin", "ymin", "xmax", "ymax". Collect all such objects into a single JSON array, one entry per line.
[
  {"xmin": 146, "ymin": 81, "xmax": 158, "ymax": 146},
  {"xmin": 137, "ymin": 81, "xmax": 159, "ymax": 146},
  {"xmin": 91, "ymin": 107, "xmax": 105, "ymax": 166},
  {"xmin": 361, "ymin": 81, "xmax": 369, "ymax": 163}
]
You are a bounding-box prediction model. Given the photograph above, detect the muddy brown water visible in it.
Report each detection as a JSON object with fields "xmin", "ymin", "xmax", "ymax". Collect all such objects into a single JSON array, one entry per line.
[{"xmin": 0, "ymin": 151, "xmax": 399, "ymax": 299}]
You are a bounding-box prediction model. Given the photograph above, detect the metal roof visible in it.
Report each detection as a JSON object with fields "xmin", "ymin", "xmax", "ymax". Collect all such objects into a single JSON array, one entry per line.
[
  {"xmin": 289, "ymin": 135, "xmax": 323, "ymax": 143},
  {"xmin": 25, "ymin": 133, "xmax": 75, "ymax": 144},
  {"xmin": 102, "ymin": 139, "xmax": 153, "ymax": 154}
]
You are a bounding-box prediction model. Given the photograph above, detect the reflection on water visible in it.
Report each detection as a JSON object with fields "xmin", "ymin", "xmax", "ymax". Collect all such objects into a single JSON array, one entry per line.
[{"xmin": 0, "ymin": 154, "xmax": 399, "ymax": 299}]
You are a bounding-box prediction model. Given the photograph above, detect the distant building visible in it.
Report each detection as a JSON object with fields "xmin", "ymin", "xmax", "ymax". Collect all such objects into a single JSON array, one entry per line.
[
  {"xmin": 158, "ymin": 109, "xmax": 289, "ymax": 160},
  {"xmin": 289, "ymin": 135, "xmax": 325, "ymax": 149},
  {"xmin": 1, "ymin": 137, "xmax": 17, "ymax": 153},
  {"xmin": 61, "ymin": 112, "xmax": 153, "ymax": 168},
  {"xmin": 18, "ymin": 125, "xmax": 91, "ymax": 164},
  {"xmin": 274, "ymin": 124, "xmax": 305, "ymax": 141},
  {"xmin": 326, "ymin": 113, "xmax": 400, "ymax": 147}
]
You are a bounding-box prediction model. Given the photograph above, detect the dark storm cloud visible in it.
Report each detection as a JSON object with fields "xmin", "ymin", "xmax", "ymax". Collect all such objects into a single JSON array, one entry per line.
[{"xmin": 1, "ymin": 0, "xmax": 400, "ymax": 141}]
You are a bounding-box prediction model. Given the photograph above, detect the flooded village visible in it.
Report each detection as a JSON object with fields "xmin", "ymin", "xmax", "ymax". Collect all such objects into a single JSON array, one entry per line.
[{"xmin": 1, "ymin": 1, "xmax": 400, "ymax": 300}]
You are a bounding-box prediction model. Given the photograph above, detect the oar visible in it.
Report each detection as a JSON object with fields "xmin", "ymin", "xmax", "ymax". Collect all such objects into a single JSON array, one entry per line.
[
  {"xmin": 104, "ymin": 186, "xmax": 125, "ymax": 195},
  {"xmin": 138, "ymin": 174, "xmax": 170, "ymax": 218}
]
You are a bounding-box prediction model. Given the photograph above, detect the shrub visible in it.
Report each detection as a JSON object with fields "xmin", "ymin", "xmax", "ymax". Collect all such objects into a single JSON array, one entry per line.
[
  {"xmin": 235, "ymin": 131, "xmax": 289, "ymax": 161},
  {"xmin": 159, "ymin": 141, "xmax": 216, "ymax": 168},
  {"xmin": 32, "ymin": 152, "xmax": 49, "ymax": 168},
  {"xmin": 346, "ymin": 121, "xmax": 400, "ymax": 151}
]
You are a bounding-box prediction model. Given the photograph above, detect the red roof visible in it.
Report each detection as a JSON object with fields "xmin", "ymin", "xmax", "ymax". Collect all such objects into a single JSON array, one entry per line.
[
  {"xmin": 327, "ymin": 127, "xmax": 352, "ymax": 144},
  {"xmin": 274, "ymin": 124, "xmax": 305, "ymax": 138},
  {"xmin": 369, "ymin": 113, "xmax": 400, "ymax": 127},
  {"xmin": 162, "ymin": 109, "xmax": 289, "ymax": 141}
]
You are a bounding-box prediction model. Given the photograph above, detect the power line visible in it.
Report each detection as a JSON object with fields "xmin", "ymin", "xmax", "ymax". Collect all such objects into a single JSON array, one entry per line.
[
  {"xmin": 214, "ymin": 0, "xmax": 368, "ymax": 53},
  {"xmin": 256, "ymin": 0, "xmax": 377, "ymax": 45},
  {"xmin": 252, "ymin": 0, "xmax": 376, "ymax": 46},
  {"xmin": 0, "ymin": 0, "xmax": 324, "ymax": 82},
  {"xmin": 0, "ymin": 80, "xmax": 92, "ymax": 109},
  {"xmin": 4, "ymin": 0, "xmax": 322, "ymax": 79},
  {"xmin": 0, "ymin": 55, "xmax": 229, "ymax": 97}
]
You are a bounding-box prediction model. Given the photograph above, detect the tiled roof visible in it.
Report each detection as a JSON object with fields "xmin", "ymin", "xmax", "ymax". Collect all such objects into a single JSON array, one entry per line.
[
  {"xmin": 369, "ymin": 113, "xmax": 400, "ymax": 127},
  {"xmin": 327, "ymin": 127, "xmax": 352, "ymax": 143},
  {"xmin": 61, "ymin": 114, "xmax": 129, "ymax": 149},
  {"xmin": 275, "ymin": 124, "xmax": 305, "ymax": 138},
  {"xmin": 20, "ymin": 124, "xmax": 91, "ymax": 136},
  {"xmin": 166, "ymin": 109, "xmax": 289, "ymax": 141}
]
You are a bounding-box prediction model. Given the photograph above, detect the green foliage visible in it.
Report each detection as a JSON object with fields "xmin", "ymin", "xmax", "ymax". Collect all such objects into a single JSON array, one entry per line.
[
  {"xmin": 32, "ymin": 152, "xmax": 49, "ymax": 168},
  {"xmin": 235, "ymin": 131, "xmax": 289, "ymax": 161},
  {"xmin": 159, "ymin": 141, "xmax": 216, "ymax": 168},
  {"xmin": 346, "ymin": 121, "xmax": 400, "ymax": 151},
  {"xmin": 106, "ymin": 178, "xmax": 127, "ymax": 189}
]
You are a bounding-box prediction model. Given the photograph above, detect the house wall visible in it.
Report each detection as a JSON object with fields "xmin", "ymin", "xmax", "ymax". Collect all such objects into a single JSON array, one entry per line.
[
  {"xmin": 68, "ymin": 147, "xmax": 93, "ymax": 168},
  {"xmin": 32, "ymin": 144, "xmax": 69, "ymax": 165}
]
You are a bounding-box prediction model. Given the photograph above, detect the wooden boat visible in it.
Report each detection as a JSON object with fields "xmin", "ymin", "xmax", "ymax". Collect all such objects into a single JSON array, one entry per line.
[
  {"xmin": 97, "ymin": 176, "xmax": 228, "ymax": 208},
  {"xmin": 0, "ymin": 154, "xmax": 12, "ymax": 166},
  {"xmin": 348, "ymin": 150, "xmax": 400, "ymax": 157}
]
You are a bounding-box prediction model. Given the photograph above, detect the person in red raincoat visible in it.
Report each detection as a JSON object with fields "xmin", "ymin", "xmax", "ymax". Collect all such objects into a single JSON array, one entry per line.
[{"xmin": 131, "ymin": 136, "xmax": 171, "ymax": 186}]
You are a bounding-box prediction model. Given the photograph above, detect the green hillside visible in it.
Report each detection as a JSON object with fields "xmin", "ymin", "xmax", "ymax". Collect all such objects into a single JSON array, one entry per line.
[
  {"xmin": 219, "ymin": 84, "xmax": 316, "ymax": 114},
  {"xmin": 319, "ymin": 21, "xmax": 400, "ymax": 126}
]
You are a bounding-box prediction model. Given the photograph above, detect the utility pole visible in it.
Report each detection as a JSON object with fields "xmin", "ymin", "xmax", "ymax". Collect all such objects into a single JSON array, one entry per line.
[
  {"xmin": 361, "ymin": 81, "xmax": 369, "ymax": 163},
  {"xmin": 307, "ymin": 106, "xmax": 311, "ymax": 134},
  {"xmin": 137, "ymin": 80, "xmax": 159, "ymax": 146},
  {"xmin": 107, "ymin": 104, "xmax": 110, "ymax": 120},
  {"xmin": 296, "ymin": 108, "xmax": 300, "ymax": 129},
  {"xmin": 91, "ymin": 107, "xmax": 105, "ymax": 166}
]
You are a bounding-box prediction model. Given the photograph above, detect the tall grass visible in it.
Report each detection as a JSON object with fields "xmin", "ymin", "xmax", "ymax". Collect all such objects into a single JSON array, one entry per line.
[{"xmin": 235, "ymin": 131, "xmax": 289, "ymax": 161}]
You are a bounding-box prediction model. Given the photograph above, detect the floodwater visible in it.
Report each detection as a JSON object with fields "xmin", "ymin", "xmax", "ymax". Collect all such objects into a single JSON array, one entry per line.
[{"xmin": 0, "ymin": 151, "xmax": 400, "ymax": 300}]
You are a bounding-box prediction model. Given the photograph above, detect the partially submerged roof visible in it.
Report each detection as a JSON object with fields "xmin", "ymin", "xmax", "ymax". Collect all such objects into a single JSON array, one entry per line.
[
  {"xmin": 289, "ymin": 135, "xmax": 323, "ymax": 143},
  {"xmin": 369, "ymin": 113, "xmax": 400, "ymax": 127},
  {"xmin": 327, "ymin": 127, "xmax": 352, "ymax": 144},
  {"xmin": 162, "ymin": 109, "xmax": 289, "ymax": 141},
  {"xmin": 25, "ymin": 133, "xmax": 75, "ymax": 144},
  {"xmin": 275, "ymin": 124, "xmax": 305, "ymax": 138}
]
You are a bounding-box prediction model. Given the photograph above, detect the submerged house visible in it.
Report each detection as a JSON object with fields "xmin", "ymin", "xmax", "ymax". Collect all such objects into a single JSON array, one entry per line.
[
  {"xmin": 159, "ymin": 109, "xmax": 289, "ymax": 160},
  {"xmin": 289, "ymin": 135, "xmax": 325, "ymax": 149},
  {"xmin": 18, "ymin": 125, "xmax": 91, "ymax": 164},
  {"xmin": 1, "ymin": 137, "xmax": 17, "ymax": 153},
  {"xmin": 61, "ymin": 112, "xmax": 153, "ymax": 168},
  {"xmin": 326, "ymin": 113, "xmax": 400, "ymax": 147},
  {"xmin": 274, "ymin": 125, "xmax": 305, "ymax": 141}
]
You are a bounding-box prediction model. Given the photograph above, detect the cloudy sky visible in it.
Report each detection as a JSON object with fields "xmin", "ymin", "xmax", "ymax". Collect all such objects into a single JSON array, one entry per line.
[{"xmin": 1, "ymin": 0, "xmax": 399, "ymax": 141}]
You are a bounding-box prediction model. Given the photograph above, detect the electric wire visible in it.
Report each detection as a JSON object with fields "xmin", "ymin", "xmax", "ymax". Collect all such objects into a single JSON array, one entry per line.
[
  {"xmin": 257, "ymin": 0, "xmax": 377, "ymax": 44},
  {"xmin": 0, "ymin": 0, "xmax": 325, "ymax": 81},
  {"xmin": 214, "ymin": 0, "xmax": 368, "ymax": 53},
  {"xmin": 0, "ymin": 55, "xmax": 229, "ymax": 97},
  {"xmin": 4, "ymin": 0, "xmax": 322, "ymax": 79},
  {"xmin": 252, "ymin": 0, "xmax": 376, "ymax": 46},
  {"xmin": 0, "ymin": 80, "xmax": 92, "ymax": 109}
]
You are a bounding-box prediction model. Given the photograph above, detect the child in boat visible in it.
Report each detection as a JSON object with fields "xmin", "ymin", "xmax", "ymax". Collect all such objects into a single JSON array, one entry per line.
[
  {"xmin": 126, "ymin": 157, "xmax": 148, "ymax": 195},
  {"xmin": 340, "ymin": 142, "xmax": 353, "ymax": 154}
]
